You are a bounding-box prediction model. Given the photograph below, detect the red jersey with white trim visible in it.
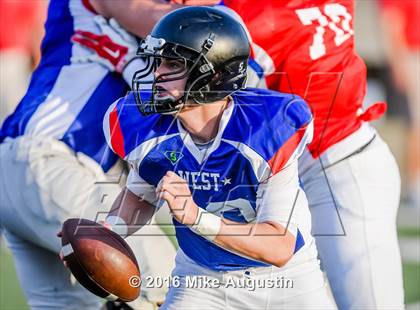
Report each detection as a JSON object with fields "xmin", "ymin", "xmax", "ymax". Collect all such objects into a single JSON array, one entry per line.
[{"xmin": 224, "ymin": 0, "xmax": 385, "ymax": 157}]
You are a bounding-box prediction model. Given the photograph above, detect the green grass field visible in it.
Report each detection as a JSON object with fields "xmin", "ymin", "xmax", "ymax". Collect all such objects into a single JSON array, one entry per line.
[
  {"xmin": 1, "ymin": 237, "xmax": 419, "ymax": 309},
  {"xmin": 398, "ymin": 227, "xmax": 420, "ymax": 238},
  {"xmin": 0, "ymin": 245, "xmax": 28, "ymax": 310},
  {"xmin": 403, "ymin": 263, "xmax": 420, "ymax": 304}
]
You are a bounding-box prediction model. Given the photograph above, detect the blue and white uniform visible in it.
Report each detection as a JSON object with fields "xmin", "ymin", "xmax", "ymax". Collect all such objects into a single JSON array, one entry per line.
[
  {"xmin": 0, "ymin": 1, "xmax": 176, "ymax": 308},
  {"xmin": 104, "ymin": 88, "xmax": 336, "ymax": 309},
  {"xmin": 0, "ymin": 0, "xmax": 128, "ymax": 171}
]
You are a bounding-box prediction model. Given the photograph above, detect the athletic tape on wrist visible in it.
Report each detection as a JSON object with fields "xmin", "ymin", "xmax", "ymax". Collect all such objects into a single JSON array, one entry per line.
[
  {"xmin": 190, "ymin": 208, "xmax": 221, "ymax": 241},
  {"xmin": 105, "ymin": 216, "xmax": 128, "ymax": 237}
]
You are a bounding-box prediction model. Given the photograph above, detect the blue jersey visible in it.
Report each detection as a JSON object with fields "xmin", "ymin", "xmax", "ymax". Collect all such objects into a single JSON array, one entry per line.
[
  {"xmin": 104, "ymin": 88, "xmax": 313, "ymax": 271},
  {"xmin": 0, "ymin": 0, "xmax": 129, "ymax": 171}
]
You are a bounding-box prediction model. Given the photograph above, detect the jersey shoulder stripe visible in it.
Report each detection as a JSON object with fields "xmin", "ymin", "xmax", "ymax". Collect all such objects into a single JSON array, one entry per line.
[
  {"xmin": 227, "ymin": 88, "xmax": 312, "ymax": 176},
  {"xmin": 103, "ymin": 92, "xmax": 178, "ymax": 160},
  {"xmin": 108, "ymin": 102, "xmax": 126, "ymax": 158},
  {"xmin": 268, "ymin": 119, "xmax": 313, "ymax": 174}
]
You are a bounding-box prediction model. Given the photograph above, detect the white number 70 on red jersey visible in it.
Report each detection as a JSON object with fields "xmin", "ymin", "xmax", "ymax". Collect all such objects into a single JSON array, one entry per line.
[{"xmin": 295, "ymin": 3, "xmax": 354, "ymax": 60}]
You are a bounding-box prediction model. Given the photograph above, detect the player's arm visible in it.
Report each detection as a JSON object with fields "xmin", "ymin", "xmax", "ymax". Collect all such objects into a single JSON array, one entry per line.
[
  {"xmin": 72, "ymin": 0, "xmax": 221, "ymax": 78},
  {"xmin": 100, "ymin": 99, "xmax": 163, "ymax": 236},
  {"xmin": 157, "ymin": 161, "xmax": 302, "ymax": 268},
  {"xmin": 90, "ymin": 0, "xmax": 220, "ymax": 38},
  {"xmin": 90, "ymin": 0, "xmax": 182, "ymax": 38},
  {"xmin": 214, "ymin": 219, "xmax": 295, "ymax": 268},
  {"xmin": 104, "ymin": 167, "xmax": 163, "ymax": 236},
  {"xmin": 105, "ymin": 187, "xmax": 156, "ymax": 236},
  {"xmin": 211, "ymin": 119, "xmax": 312, "ymax": 267}
]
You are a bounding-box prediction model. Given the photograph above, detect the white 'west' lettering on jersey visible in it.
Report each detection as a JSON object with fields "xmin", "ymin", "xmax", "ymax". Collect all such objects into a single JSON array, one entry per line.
[{"xmin": 177, "ymin": 170, "xmax": 221, "ymax": 191}]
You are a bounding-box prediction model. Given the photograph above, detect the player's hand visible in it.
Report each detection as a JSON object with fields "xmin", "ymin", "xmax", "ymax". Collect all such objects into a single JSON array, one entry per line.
[
  {"xmin": 71, "ymin": 16, "xmax": 138, "ymax": 73},
  {"xmin": 156, "ymin": 171, "xmax": 199, "ymax": 226},
  {"xmin": 57, "ymin": 220, "xmax": 112, "ymax": 268},
  {"xmin": 57, "ymin": 231, "xmax": 69, "ymax": 268}
]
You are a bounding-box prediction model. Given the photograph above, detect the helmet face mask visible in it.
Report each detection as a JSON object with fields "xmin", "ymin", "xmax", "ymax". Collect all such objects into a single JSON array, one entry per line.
[
  {"xmin": 133, "ymin": 35, "xmax": 215, "ymax": 115},
  {"xmin": 132, "ymin": 6, "xmax": 250, "ymax": 116}
]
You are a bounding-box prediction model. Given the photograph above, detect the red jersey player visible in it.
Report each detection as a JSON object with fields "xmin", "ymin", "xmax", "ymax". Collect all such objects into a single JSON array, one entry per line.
[{"xmin": 224, "ymin": 0, "xmax": 404, "ymax": 309}]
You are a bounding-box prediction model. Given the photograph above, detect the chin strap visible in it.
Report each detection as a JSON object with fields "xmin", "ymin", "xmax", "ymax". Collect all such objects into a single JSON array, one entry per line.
[{"xmin": 155, "ymin": 95, "xmax": 187, "ymax": 115}]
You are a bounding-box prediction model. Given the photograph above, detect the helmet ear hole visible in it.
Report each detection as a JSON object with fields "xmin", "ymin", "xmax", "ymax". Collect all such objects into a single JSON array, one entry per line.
[
  {"xmin": 188, "ymin": 58, "xmax": 248, "ymax": 103},
  {"xmin": 195, "ymin": 87, "xmax": 209, "ymax": 103},
  {"xmin": 187, "ymin": 72, "xmax": 213, "ymax": 104}
]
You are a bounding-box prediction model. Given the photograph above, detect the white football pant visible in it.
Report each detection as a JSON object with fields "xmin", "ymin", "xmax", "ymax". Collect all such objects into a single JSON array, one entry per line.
[
  {"xmin": 161, "ymin": 246, "xmax": 336, "ymax": 310},
  {"xmin": 299, "ymin": 123, "xmax": 404, "ymax": 310},
  {"xmin": 0, "ymin": 136, "xmax": 176, "ymax": 309}
]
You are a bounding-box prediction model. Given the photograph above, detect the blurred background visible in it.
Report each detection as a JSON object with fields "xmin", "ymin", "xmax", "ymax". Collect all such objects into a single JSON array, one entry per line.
[
  {"xmin": 357, "ymin": 1, "xmax": 420, "ymax": 308},
  {"xmin": 0, "ymin": 0, "xmax": 419, "ymax": 309}
]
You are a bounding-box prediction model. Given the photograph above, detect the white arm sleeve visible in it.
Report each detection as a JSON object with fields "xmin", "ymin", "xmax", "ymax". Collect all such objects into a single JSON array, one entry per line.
[
  {"xmin": 126, "ymin": 168, "xmax": 163, "ymax": 208},
  {"xmin": 255, "ymin": 160, "xmax": 309, "ymax": 237}
]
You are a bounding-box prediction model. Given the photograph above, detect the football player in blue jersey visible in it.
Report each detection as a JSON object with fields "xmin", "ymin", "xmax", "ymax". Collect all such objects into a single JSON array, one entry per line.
[
  {"xmin": 0, "ymin": 1, "xmax": 218, "ymax": 309},
  {"xmin": 94, "ymin": 7, "xmax": 337, "ymax": 309}
]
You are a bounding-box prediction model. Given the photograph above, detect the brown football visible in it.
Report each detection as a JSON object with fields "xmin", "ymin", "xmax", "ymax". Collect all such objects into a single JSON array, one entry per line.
[{"xmin": 61, "ymin": 218, "xmax": 140, "ymax": 302}]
